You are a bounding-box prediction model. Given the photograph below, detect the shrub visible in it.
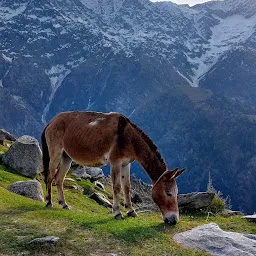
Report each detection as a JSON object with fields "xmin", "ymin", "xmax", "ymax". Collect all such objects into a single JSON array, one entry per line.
[
  {"xmin": 206, "ymin": 171, "xmax": 226, "ymax": 214},
  {"xmin": 206, "ymin": 192, "xmax": 226, "ymax": 214}
]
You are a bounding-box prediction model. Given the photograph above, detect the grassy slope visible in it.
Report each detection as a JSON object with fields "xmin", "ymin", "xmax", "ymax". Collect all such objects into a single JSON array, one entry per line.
[{"xmin": 0, "ymin": 164, "xmax": 255, "ymax": 256}]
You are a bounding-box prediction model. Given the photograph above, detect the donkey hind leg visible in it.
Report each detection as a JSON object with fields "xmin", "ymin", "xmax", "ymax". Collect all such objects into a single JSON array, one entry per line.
[
  {"xmin": 55, "ymin": 152, "xmax": 72, "ymax": 209},
  {"xmin": 46, "ymin": 150, "xmax": 63, "ymax": 208},
  {"xmin": 121, "ymin": 163, "xmax": 137, "ymax": 217},
  {"xmin": 111, "ymin": 162, "xmax": 124, "ymax": 220}
]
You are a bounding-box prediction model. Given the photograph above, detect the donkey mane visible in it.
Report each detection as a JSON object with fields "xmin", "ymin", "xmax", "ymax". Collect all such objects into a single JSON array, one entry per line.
[{"xmin": 124, "ymin": 116, "xmax": 167, "ymax": 169}]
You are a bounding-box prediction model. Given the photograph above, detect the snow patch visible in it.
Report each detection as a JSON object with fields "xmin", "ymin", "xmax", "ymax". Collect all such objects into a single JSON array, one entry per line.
[
  {"xmin": 42, "ymin": 66, "xmax": 71, "ymax": 123},
  {"xmin": 80, "ymin": 0, "xmax": 125, "ymax": 18},
  {"xmin": 2, "ymin": 53, "xmax": 12, "ymax": 63},
  {"xmin": 174, "ymin": 68, "xmax": 193, "ymax": 87},
  {"xmin": 0, "ymin": 80, "xmax": 3, "ymax": 88},
  {"xmin": 0, "ymin": 3, "xmax": 28, "ymax": 21},
  {"xmin": 188, "ymin": 14, "xmax": 256, "ymax": 87}
]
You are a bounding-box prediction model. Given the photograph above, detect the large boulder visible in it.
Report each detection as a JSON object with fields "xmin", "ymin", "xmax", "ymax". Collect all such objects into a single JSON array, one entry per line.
[
  {"xmin": 178, "ymin": 192, "xmax": 215, "ymax": 212},
  {"xmin": 174, "ymin": 223, "xmax": 256, "ymax": 256},
  {"xmin": 8, "ymin": 180, "xmax": 44, "ymax": 202},
  {"xmin": 2, "ymin": 136, "xmax": 42, "ymax": 178}
]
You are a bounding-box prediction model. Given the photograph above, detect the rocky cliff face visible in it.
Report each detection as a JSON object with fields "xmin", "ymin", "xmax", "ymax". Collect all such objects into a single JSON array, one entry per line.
[{"xmin": 0, "ymin": 0, "xmax": 256, "ymax": 213}]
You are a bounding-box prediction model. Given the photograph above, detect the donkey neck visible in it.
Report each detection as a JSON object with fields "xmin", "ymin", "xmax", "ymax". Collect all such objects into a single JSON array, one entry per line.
[{"xmin": 133, "ymin": 135, "xmax": 167, "ymax": 182}]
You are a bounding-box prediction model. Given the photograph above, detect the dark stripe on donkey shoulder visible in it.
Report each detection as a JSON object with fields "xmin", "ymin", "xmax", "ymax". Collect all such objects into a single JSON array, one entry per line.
[
  {"xmin": 41, "ymin": 127, "xmax": 50, "ymax": 189},
  {"xmin": 117, "ymin": 115, "xmax": 128, "ymax": 148}
]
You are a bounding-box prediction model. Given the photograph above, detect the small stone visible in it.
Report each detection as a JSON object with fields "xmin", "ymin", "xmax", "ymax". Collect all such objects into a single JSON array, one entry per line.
[
  {"xmin": 0, "ymin": 129, "xmax": 16, "ymax": 142},
  {"xmin": 89, "ymin": 192, "xmax": 112, "ymax": 208},
  {"xmin": 28, "ymin": 236, "xmax": 59, "ymax": 245},
  {"xmin": 132, "ymin": 193, "xmax": 143, "ymax": 204},
  {"xmin": 71, "ymin": 185, "xmax": 78, "ymax": 190},
  {"xmin": 65, "ymin": 177, "xmax": 76, "ymax": 182},
  {"xmin": 95, "ymin": 181, "xmax": 104, "ymax": 190},
  {"xmin": 243, "ymin": 215, "xmax": 256, "ymax": 222},
  {"xmin": 221, "ymin": 209, "xmax": 244, "ymax": 217}
]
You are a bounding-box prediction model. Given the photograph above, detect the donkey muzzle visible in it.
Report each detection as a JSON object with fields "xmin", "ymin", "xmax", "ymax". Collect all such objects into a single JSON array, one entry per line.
[{"xmin": 163, "ymin": 213, "xmax": 178, "ymax": 225}]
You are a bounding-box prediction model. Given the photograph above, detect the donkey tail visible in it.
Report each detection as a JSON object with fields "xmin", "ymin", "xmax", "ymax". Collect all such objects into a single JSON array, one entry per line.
[{"xmin": 41, "ymin": 127, "xmax": 50, "ymax": 189}]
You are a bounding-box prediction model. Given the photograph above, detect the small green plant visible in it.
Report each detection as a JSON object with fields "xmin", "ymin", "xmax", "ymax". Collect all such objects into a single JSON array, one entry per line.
[
  {"xmin": 206, "ymin": 192, "xmax": 226, "ymax": 214},
  {"xmin": 206, "ymin": 171, "xmax": 226, "ymax": 214}
]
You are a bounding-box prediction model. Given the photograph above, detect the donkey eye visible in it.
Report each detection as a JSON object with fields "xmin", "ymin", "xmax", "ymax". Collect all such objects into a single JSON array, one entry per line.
[{"xmin": 166, "ymin": 192, "xmax": 172, "ymax": 197}]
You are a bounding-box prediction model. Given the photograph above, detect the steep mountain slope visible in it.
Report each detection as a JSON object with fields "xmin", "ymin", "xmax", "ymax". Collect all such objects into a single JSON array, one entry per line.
[{"xmin": 0, "ymin": 0, "xmax": 256, "ymax": 213}]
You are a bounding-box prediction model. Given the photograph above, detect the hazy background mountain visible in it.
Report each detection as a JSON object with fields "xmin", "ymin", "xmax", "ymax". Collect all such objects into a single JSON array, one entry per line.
[{"xmin": 0, "ymin": 0, "xmax": 256, "ymax": 213}]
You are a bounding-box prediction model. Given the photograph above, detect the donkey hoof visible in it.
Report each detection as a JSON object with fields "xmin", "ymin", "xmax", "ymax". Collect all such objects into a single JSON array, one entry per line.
[
  {"xmin": 114, "ymin": 213, "xmax": 124, "ymax": 220},
  {"xmin": 46, "ymin": 202, "xmax": 53, "ymax": 209},
  {"xmin": 63, "ymin": 204, "xmax": 72, "ymax": 210},
  {"xmin": 127, "ymin": 210, "xmax": 138, "ymax": 218}
]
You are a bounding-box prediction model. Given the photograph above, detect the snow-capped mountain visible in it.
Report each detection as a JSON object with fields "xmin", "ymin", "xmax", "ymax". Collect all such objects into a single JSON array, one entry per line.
[{"xmin": 0, "ymin": 0, "xmax": 256, "ymax": 213}]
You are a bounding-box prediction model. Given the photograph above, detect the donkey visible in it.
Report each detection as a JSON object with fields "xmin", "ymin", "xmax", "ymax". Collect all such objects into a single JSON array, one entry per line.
[{"xmin": 41, "ymin": 111, "xmax": 185, "ymax": 225}]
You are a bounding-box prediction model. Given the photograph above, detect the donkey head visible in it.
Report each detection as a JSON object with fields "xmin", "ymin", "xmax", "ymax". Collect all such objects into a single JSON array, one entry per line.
[{"xmin": 152, "ymin": 168, "xmax": 185, "ymax": 225}]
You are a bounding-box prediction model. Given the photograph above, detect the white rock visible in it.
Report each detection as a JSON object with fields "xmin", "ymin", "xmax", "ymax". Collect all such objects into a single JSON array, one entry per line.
[
  {"xmin": 28, "ymin": 236, "xmax": 59, "ymax": 245},
  {"xmin": 174, "ymin": 223, "xmax": 256, "ymax": 256},
  {"xmin": 8, "ymin": 180, "xmax": 44, "ymax": 202}
]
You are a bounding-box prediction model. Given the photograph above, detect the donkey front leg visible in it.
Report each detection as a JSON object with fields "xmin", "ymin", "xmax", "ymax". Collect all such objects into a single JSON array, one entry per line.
[
  {"xmin": 121, "ymin": 163, "xmax": 137, "ymax": 217},
  {"xmin": 46, "ymin": 153, "xmax": 62, "ymax": 208},
  {"xmin": 110, "ymin": 162, "xmax": 124, "ymax": 220},
  {"xmin": 55, "ymin": 153, "xmax": 72, "ymax": 209}
]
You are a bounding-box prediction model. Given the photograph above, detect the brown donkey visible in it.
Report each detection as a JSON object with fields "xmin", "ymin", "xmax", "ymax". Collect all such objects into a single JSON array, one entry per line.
[{"xmin": 41, "ymin": 111, "xmax": 185, "ymax": 225}]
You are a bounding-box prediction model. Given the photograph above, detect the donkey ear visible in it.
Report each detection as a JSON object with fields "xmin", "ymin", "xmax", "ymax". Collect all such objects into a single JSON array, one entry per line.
[
  {"xmin": 154, "ymin": 168, "xmax": 180, "ymax": 187},
  {"xmin": 172, "ymin": 168, "xmax": 186, "ymax": 179},
  {"xmin": 163, "ymin": 168, "xmax": 179, "ymax": 181}
]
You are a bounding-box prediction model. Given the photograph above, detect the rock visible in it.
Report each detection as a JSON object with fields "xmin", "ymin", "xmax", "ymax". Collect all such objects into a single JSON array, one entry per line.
[
  {"xmin": 174, "ymin": 223, "xmax": 256, "ymax": 256},
  {"xmin": 130, "ymin": 175, "xmax": 156, "ymax": 210},
  {"xmin": 64, "ymin": 177, "xmax": 76, "ymax": 182},
  {"xmin": 0, "ymin": 134, "xmax": 5, "ymax": 145},
  {"xmin": 94, "ymin": 181, "xmax": 104, "ymax": 190},
  {"xmin": 221, "ymin": 209, "xmax": 244, "ymax": 217},
  {"xmin": 0, "ymin": 129, "xmax": 16, "ymax": 142},
  {"xmin": 72, "ymin": 166, "xmax": 104, "ymax": 181},
  {"xmin": 2, "ymin": 136, "xmax": 42, "ymax": 178},
  {"xmin": 89, "ymin": 192, "xmax": 112, "ymax": 208},
  {"xmin": 178, "ymin": 192, "xmax": 215, "ymax": 211},
  {"xmin": 8, "ymin": 180, "xmax": 44, "ymax": 202},
  {"xmin": 243, "ymin": 215, "xmax": 256, "ymax": 223},
  {"xmin": 28, "ymin": 236, "xmax": 59, "ymax": 245},
  {"xmin": 132, "ymin": 193, "xmax": 143, "ymax": 204}
]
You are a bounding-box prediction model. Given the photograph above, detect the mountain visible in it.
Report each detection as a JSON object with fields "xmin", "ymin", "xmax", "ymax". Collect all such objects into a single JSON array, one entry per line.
[{"xmin": 0, "ymin": 0, "xmax": 256, "ymax": 213}]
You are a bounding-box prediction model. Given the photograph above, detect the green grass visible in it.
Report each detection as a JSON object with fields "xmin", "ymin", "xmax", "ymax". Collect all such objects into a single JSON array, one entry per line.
[
  {"xmin": 0, "ymin": 164, "xmax": 255, "ymax": 256},
  {"xmin": 0, "ymin": 141, "xmax": 13, "ymax": 154}
]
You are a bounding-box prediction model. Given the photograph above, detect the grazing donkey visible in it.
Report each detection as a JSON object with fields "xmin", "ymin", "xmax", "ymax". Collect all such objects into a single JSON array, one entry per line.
[{"xmin": 41, "ymin": 111, "xmax": 185, "ymax": 225}]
